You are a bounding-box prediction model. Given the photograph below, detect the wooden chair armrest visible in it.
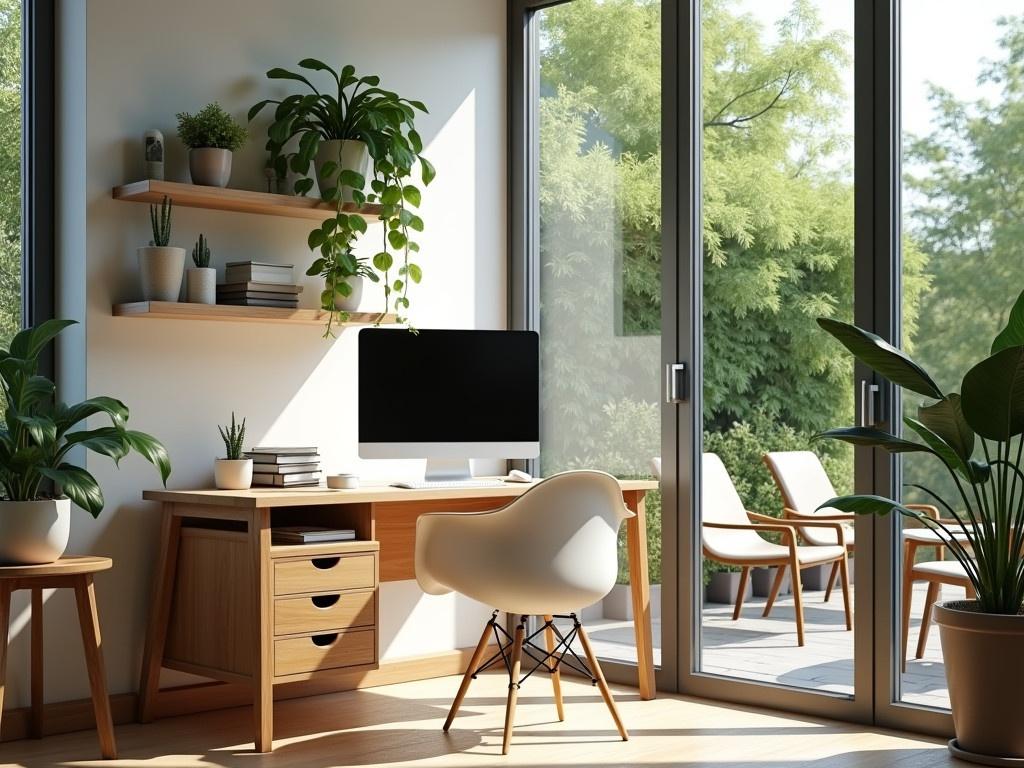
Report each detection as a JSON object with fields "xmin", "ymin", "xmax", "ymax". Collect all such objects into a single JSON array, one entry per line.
[
  {"xmin": 906, "ymin": 503, "xmax": 940, "ymax": 519},
  {"xmin": 782, "ymin": 506, "xmax": 853, "ymax": 522},
  {"xmin": 751, "ymin": 511, "xmax": 849, "ymax": 547}
]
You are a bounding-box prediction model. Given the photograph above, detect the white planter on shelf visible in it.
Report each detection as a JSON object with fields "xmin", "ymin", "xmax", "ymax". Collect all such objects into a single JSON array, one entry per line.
[
  {"xmin": 138, "ymin": 246, "xmax": 185, "ymax": 302},
  {"xmin": 189, "ymin": 148, "xmax": 233, "ymax": 187},
  {"xmin": 333, "ymin": 275, "xmax": 364, "ymax": 312},
  {"xmin": 186, "ymin": 267, "xmax": 216, "ymax": 304},
  {"xmin": 214, "ymin": 459, "xmax": 253, "ymax": 491},
  {"xmin": 315, "ymin": 139, "xmax": 369, "ymax": 202},
  {"xmin": 0, "ymin": 498, "xmax": 71, "ymax": 565}
]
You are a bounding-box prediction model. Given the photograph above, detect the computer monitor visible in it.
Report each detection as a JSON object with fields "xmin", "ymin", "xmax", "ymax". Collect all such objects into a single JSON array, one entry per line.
[{"xmin": 358, "ymin": 328, "xmax": 540, "ymax": 481}]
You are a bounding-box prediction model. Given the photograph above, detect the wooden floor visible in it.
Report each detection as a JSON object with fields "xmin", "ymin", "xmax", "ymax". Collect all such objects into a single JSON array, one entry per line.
[{"xmin": 0, "ymin": 672, "xmax": 967, "ymax": 767}]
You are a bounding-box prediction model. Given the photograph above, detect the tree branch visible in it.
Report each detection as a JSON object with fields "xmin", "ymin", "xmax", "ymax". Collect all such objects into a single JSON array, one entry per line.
[{"xmin": 705, "ymin": 70, "xmax": 795, "ymax": 129}]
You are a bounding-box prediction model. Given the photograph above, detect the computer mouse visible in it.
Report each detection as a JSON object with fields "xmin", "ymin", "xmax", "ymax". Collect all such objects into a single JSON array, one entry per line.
[{"xmin": 506, "ymin": 469, "xmax": 533, "ymax": 483}]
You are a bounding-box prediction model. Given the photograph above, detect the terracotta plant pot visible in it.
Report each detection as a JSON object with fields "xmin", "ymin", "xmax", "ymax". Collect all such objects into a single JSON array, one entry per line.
[
  {"xmin": 936, "ymin": 600, "xmax": 1024, "ymax": 762},
  {"xmin": 189, "ymin": 148, "xmax": 232, "ymax": 187},
  {"xmin": 0, "ymin": 498, "xmax": 71, "ymax": 564},
  {"xmin": 138, "ymin": 246, "xmax": 186, "ymax": 302},
  {"xmin": 315, "ymin": 139, "xmax": 369, "ymax": 202},
  {"xmin": 214, "ymin": 459, "xmax": 253, "ymax": 491}
]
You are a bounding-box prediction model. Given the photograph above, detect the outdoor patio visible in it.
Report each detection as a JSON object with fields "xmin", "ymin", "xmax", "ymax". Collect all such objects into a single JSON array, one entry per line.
[{"xmin": 581, "ymin": 581, "xmax": 957, "ymax": 710}]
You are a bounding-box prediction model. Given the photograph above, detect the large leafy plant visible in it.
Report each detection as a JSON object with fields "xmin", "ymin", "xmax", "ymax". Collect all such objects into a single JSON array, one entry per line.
[
  {"xmin": 249, "ymin": 60, "xmax": 435, "ymax": 331},
  {"xmin": 814, "ymin": 289, "xmax": 1024, "ymax": 614},
  {"xmin": 0, "ymin": 320, "xmax": 171, "ymax": 517}
]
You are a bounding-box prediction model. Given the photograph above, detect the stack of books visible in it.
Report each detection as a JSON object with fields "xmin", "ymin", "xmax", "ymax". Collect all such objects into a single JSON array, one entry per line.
[
  {"xmin": 272, "ymin": 526, "xmax": 356, "ymax": 545},
  {"xmin": 247, "ymin": 446, "xmax": 322, "ymax": 487},
  {"xmin": 219, "ymin": 262, "xmax": 301, "ymax": 308}
]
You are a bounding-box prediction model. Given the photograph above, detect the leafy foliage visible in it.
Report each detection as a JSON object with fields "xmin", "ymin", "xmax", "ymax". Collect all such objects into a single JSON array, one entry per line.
[
  {"xmin": 0, "ymin": 320, "xmax": 171, "ymax": 517},
  {"xmin": 176, "ymin": 102, "xmax": 248, "ymax": 152},
  {"xmin": 191, "ymin": 233, "xmax": 210, "ymax": 268},
  {"xmin": 0, "ymin": 0, "xmax": 21, "ymax": 366},
  {"xmin": 149, "ymin": 196, "xmax": 173, "ymax": 247},
  {"xmin": 217, "ymin": 413, "xmax": 246, "ymax": 460}
]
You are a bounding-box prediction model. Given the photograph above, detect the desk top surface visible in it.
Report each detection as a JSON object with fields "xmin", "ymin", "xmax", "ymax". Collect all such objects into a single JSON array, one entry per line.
[{"xmin": 143, "ymin": 478, "xmax": 659, "ymax": 509}]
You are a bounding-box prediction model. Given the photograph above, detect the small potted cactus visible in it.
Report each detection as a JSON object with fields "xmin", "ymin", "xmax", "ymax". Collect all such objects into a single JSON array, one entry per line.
[
  {"xmin": 137, "ymin": 195, "xmax": 185, "ymax": 302},
  {"xmin": 214, "ymin": 413, "xmax": 252, "ymax": 490},
  {"xmin": 186, "ymin": 233, "xmax": 215, "ymax": 304}
]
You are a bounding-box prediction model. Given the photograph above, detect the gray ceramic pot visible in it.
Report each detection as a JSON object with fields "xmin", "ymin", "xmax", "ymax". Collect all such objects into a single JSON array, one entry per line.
[
  {"xmin": 186, "ymin": 267, "xmax": 216, "ymax": 304},
  {"xmin": 138, "ymin": 246, "xmax": 185, "ymax": 302},
  {"xmin": 315, "ymin": 139, "xmax": 369, "ymax": 202},
  {"xmin": 189, "ymin": 148, "xmax": 232, "ymax": 187},
  {"xmin": 332, "ymin": 275, "xmax": 364, "ymax": 312}
]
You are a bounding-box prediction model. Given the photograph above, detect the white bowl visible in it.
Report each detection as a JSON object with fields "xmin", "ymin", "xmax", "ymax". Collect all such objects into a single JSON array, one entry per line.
[{"xmin": 327, "ymin": 474, "xmax": 360, "ymax": 490}]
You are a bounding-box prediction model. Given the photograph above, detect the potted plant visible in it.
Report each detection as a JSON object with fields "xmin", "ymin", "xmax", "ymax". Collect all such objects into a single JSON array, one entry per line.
[
  {"xmin": 0, "ymin": 320, "xmax": 171, "ymax": 564},
  {"xmin": 176, "ymin": 102, "xmax": 248, "ymax": 188},
  {"xmin": 186, "ymin": 234, "xmax": 215, "ymax": 305},
  {"xmin": 814, "ymin": 289, "xmax": 1024, "ymax": 763},
  {"xmin": 215, "ymin": 413, "xmax": 251, "ymax": 491},
  {"xmin": 138, "ymin": 196, "xmax": 185, "ymax": 302},
  {"xmin": 250, "ymin": 61, "xmax": 435, "ymax": 330}
]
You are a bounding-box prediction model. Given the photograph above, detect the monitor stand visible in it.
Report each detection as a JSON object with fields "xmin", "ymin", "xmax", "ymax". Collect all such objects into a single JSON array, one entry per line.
[{"xmin": 423, "ymin": 458, "xmax": 473, "ymax": 482}]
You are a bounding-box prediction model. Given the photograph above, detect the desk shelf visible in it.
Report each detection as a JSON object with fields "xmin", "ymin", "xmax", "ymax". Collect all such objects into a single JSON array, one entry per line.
[
  {"xmin": 112, "ymin": 179, "xmax": 382, "ymax": 222},
  {"xmin": 112, "ymin": 301, "xmax": 395, "ymax": 327}
]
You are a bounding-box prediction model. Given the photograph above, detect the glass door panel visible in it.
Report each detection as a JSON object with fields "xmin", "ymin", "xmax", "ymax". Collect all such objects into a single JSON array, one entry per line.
[
  {"xmin": 699, "ymin": 0, "xmax": 857, "ymax": 695},
  {"xmin": 535, "ymin": 0, "xmax": 663, "ymax": 671}
]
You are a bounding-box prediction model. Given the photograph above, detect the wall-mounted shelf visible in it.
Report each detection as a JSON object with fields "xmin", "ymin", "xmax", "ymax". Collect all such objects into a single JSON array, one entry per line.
[
  {"xmin": 112, "ymin": 180, "xmax": 382, "ymax": 222},
  {"xmin": 113, "ymin": 301, "xmax": 395, "ymax": 327}
]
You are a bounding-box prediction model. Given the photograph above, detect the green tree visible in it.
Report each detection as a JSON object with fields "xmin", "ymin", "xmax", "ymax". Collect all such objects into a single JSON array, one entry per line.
[{"xmin": 0, "ymin": 0, "xmax": 20, "ymax": 355}]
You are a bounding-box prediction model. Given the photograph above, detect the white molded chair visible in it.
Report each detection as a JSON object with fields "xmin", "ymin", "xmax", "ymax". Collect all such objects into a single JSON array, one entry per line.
[
  {"xmin": 703, "ymin": 453, "xmax": 852, "ymax": 646},
  {"xmin": 415, "ymin": 470, "xmax": 631, "ymax": 754}
]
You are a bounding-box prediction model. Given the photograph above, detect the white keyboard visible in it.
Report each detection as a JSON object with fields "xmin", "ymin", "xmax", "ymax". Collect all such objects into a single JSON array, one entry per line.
[{"xmin": 391, "ymin": 479, "xmax": 509, "ymax": 490}]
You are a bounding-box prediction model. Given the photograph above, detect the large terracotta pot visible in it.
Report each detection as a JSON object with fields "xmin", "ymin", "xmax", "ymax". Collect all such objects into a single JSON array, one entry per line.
[
  {"xmin": 935, "ymin": 599, "xmax": 1024, "ymax": 762},
  {"xmin": 0, "ymin": 498, "xmax": 71, "ymax": 564}
]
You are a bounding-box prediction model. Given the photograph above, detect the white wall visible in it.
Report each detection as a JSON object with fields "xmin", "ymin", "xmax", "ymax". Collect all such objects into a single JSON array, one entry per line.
[{"xmin": 4, "ymin": 0, "xmax": 506, "ymax": 709}]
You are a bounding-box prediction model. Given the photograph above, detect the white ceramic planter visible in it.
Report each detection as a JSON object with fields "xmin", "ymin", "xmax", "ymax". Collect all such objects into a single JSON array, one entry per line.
[
  {"xmin": 602, "ymin": 583, "xmax": 662, "ymax": 621},
  {"xmin": 0, "ymin": 498, "xmax": 71, "ymax": 565},
  {"xmin": 332, "ymin": 275, "xmax": 364, "ymax": 312},
  {"xmin": 186, "ymin": 267, "xmax": 216, "ymax": 304},
  {"xmin": 138, "ymin": 246, "xmax": 185, "ymax": 302},
  {"xmin": 215, "ymin": 459, "xmax": 253, "ymax": 491},
  {"xmin": 315, "ymin": 139, "xmax": 369, "ymax": 202},
  {"xmin": 189, "ymin": 148, "xmax": 232, "ymax": 187}
]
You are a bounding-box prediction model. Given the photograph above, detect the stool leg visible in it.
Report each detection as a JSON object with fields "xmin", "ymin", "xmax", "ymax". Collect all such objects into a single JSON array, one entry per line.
[
  {"xmin": 502, "ymin": 617, "xmax": 526, "ymax": 755},
  {"xmin": 543, "ymin": 615, "xmax": 565, "ymax": 721},
  {"xmin": 74, "ymin": 575, "xmax": 117, "ymax": 759},
  {"xmin": 31, "ymin": 587, "xmax": 44, "ymax": 738},
  {"xmin": 0, "ymin": 582, "xmax": 11, "ymax": 737}
]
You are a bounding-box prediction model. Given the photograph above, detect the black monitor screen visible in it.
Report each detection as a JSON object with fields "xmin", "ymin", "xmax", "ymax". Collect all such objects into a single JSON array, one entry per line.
[{"xmin": 358, "ymin": 329, "xmax": 539, "ymax": 444}]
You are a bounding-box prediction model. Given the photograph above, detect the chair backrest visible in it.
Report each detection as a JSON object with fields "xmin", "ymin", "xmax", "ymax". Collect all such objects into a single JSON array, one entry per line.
[
  {"xmin": 701, "ymin": 453, "xmax": 771, "ymax": 558},
  {"xmin": 762, "ymin": 450, "xmax": 838, "ymax": 515}
]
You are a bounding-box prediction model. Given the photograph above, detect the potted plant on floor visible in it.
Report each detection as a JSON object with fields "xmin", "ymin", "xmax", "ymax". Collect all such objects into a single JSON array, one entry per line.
[
  {"xmin": 176, "ymin": 102, "xmax": 248, "ymax": 187},
  {"xmin": 249, "ymin": 60, "xmax": 435, "ymax": 329},
  {"xmin": 138, "ymin": 196, "xmax": 185, "ymax": 302},
  {"xmin": 0, "ymin": 320, "xmax": 171, "ymax": 564},
  {"xmin": 814, "ymin": 288, "xmax": 1024, "ymax": 764},
  {"xmin": 214, "ymin": 413, "xmax": 251, "ymax": 491},
  {"xmin": 186, "ymin": 234, "xmax": 215, "ymax": 305}
]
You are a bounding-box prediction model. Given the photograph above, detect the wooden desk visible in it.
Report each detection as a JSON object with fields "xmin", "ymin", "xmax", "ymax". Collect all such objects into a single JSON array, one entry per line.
[{"xmin": 138, "ymin": 479, "xmax": 657, "ymax": 752}]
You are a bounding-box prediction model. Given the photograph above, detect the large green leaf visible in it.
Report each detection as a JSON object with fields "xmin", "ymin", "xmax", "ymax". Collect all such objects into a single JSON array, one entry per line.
[
  {"xmin": 813, "ymin": 426, "xmax": 932, "ymax": 453},
  {"xmin": 918, "ymin": 394, "xmax": 974, "ymax": 463},
  {"xmin": 9, "ymin": 413, "xmax": 56, "ymax": 446},
  {"xmin": 55, "ymin": 397, "xmax": 128, "ymax": 433},
  {"xmin": 6, "ymin": 319, "xmax": 76, "ymax": 361},
  {"xmin": 819, "ymin": 494, "xmax": 920, "ymax": 518},
  {"xmin": 38, "ymin": 465, "xmax": 104, "ymax": 518},
  {"xmin": 123, "ymin": 430, "xmax": 172, "ymax": 485},
  {"xmin": 817, "ymin": 318, "xmax": 943, "ymax": 399},
  {"xmin": 992, "ymin": 289, "xmax": 1024, "ymax": 354},
  {"xmin": 960, "ymin": 345, "xmax": 1024, "ymax": 440},
  {"xmin": 904, "ymin": 416, "xmax": 970, "ymax": 476},
  {"xmin": 64, "ymin": 427, "xmax": 130, "ymax": 463}
]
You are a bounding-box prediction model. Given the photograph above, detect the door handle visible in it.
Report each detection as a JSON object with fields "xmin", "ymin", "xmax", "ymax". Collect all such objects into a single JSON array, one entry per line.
[
  {"xmin": 859, "ymin": 380, "xmax": 880, "ymax": 427},
  {"xmin": 665, "ymin": 363, "xmax": 687, "ymax": 404}
]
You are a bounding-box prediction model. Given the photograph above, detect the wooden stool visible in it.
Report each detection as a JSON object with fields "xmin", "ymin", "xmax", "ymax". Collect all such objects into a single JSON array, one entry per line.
[{"xmin": 0, "ymin": 556, "xmax": 116, "ymax": 759}]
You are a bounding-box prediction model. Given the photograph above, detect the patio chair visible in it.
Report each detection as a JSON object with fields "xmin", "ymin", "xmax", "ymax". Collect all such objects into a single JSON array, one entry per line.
[
  {"xmin": 902, "ymin": 558, "xmax": 974, "ymax": 671},
  {"xmin": 702, "ymin": 453, "xmax": 853, "ymax": 646}
]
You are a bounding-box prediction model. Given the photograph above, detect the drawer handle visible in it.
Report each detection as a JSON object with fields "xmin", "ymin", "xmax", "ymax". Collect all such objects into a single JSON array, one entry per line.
[
  {"xmin": 311, "ymin": 557, "xmax": 341, "ymax": 570},
  {"xmin": 311, "ymin": 633, "xmax": 339, "ymax": 647},
  {"xmin": 311, "ymin": 594, "xmax": 340, "ymax": 609}
]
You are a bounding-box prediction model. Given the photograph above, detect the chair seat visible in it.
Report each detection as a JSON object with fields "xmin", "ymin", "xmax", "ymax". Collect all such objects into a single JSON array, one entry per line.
[
  {"xmin": 798, "ymin": 519, "xmax": 854, "ymax": 549},
  {"xmin": 705, "ymin": 538, "xmax": 845, "ymax": 567},
  {"xmin": 912, "ymin": 559, "xmax": 970, "ymax": 582},
  {"xmin": 903, "ymin": 528, "xmax": 969, "ymax": 543}
]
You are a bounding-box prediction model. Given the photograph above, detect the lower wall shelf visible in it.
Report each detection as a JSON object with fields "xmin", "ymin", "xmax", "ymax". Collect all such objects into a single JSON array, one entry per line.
[{"xmin": 112, "ymin": 301, "xmax": 395, "ymax": 327}]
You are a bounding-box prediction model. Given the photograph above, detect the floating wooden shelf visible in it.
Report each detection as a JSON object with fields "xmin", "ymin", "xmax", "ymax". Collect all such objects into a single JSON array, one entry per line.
[
  {"xmin": 112, "ymin": 179, "xmax": 382, "ymax": 222},
  {"xmin": 113, "ymin": 301, "xmax": 395, "ymax": 327}
]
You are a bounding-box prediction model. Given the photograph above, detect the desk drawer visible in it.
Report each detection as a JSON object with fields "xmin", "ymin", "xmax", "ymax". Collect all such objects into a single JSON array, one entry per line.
[
  {"xmin": 274, "ymin": 554, "xmax": 375, "ymax": 596},
  {"xmin": 274, "ymin": 629, "xmax": 376, "ymax": 677},
  {"xmin": 274, "ymin": 590, "xmax": 375, "ymax": 636}
]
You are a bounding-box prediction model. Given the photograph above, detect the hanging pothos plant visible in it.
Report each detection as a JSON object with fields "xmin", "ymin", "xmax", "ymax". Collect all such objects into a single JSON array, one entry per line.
[{"xmin": 249, "ymin": 60, "xmax": 435, "ymax": 335}]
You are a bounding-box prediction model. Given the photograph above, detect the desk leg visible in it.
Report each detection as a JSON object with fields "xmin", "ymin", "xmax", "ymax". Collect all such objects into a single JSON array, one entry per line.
[
  {"xmin": 30, "ymin": 587, "xmax": 43, "ymax": 738},
  {"xmin": 0, "ymin": 582, "xmax": 11, "ymax": 736},
  {"xmin": 138, "ymin": 507, "xmax": 182, "ymax": 723},
  {"xmin": 624, "ymin": 490, "xmax": 656, "ymax": 700},
  {"xmin": 251, "ymin": 509, "xmax": 273, "ymax": 753}
]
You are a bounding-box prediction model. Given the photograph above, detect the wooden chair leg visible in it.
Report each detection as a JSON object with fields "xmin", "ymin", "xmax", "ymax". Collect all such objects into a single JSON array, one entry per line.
[
  {"xmin": 502, "ymin": 618, "xmax": 526, "ymax": 755},
  {"xmin": 791, "ymin": 556, "xmax": 806, "ymax": 647},
  {"xmin": 824, "ymin": 560, "xmax": 840, "ymax": 603},
  {"xmin": 915, "ymin": 581, "xmax": 941, "ymax": 660},
  {"xmin": 577, "ymin": 622, "xmax": 628, "ymax": 741},
  {"xmin": 0, "ymin": 582, "xmax": 11, "ymax": 737},
  {"xmin": 966, "ymin": 582, "xmax": 976, "ymax": 599},
  {"xmin": 838, "ymin": 556, "xmax": 853, "ymax": 631},
  {"xmin": 74, "ymin": 575, "xmax": 117, "ymax": 760},
  {"xmin": 731, "ymin": 566, "xmax": 750, "ymax": 621},
  {"xmin": 901, "ymin": 542, "xmax": 917, "ymax": 673},
  {"xmin": 543, "ymin": 615, "xmax": 565, "ymax": 722},
  {"xmin": 31, "ymin": 587, "xmax": 44, "ymax": 738},
  {"xmin": 444, "ymin": 615, "xmax": 495, "ymax": 732},
  {"xmin": 762, "ymin": 564, "xmax": 787, "ymax": 618}
]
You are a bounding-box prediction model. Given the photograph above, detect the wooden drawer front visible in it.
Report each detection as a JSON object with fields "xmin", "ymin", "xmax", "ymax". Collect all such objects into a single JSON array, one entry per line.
[
  {"xmin": 274, "ymin": 629, "xmax": 376, "ymax": 677},
  {"xmin": 274, "ymin": 554, "xmax": 375, "ymax": 596},
  {"xmin": 274, "ymin": 590, "xmax": 375, "ymax": 636}
]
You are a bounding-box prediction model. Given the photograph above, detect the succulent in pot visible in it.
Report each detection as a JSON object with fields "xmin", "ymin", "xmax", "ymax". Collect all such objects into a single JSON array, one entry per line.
[
  {"xmin": 814, "ymin": 287, "xmax": 1024, "ymax": 764},
  {"xmin": 186, "ymin": 233, "xmax": 215, "ymax": 305},
  {"xmin": 176, "ymin": 102, "xmax": 248, "ymax": 188},
  {"xmin": 0, "ymin": 320, "xmax": 171, "ymax": 564},
  {"xmin": 138, "ymin": 196, "xmax": 185, "ymax": 303},
  {"xmin": 214, "ymin": 413, "xmax": 251, "ymax": 491}
]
